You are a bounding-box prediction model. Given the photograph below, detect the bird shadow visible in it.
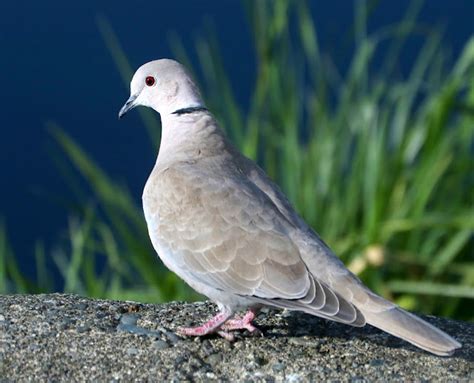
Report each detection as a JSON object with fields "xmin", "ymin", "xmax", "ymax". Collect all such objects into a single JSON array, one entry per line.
[{"xmin": 254, "ymin": 310, "xmax": 473, "ymax": 362}]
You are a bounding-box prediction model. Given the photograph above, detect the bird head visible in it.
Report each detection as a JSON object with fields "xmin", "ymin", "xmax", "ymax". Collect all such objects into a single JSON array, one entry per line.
[{"xmin": 118, "ymin": 59, "xmax": 204, "ymax": 118}]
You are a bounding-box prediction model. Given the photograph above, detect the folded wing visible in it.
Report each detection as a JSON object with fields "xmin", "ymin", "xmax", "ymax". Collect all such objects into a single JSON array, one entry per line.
[{"xmin": 154, "ymin": 163, "xmax": 362, "ymax": 325}]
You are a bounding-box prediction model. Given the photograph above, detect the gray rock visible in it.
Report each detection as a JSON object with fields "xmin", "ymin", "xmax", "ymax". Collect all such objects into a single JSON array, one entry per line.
[
  {"xmin": 0, "ymin": 293, "xmax": 472, "ymax": 381},
  {"xmin": 163, "ymin": 330, "xmax": 182, "ymax": 345},
  {"xmin": 153, "ymin": 340, "xmax": 170, "ymax": 350},
  {"xmin": 76, "ymin": 324, "xmax": 90, "ymax": 333},
  {"xmin": 272, "ymin": 362, "xmax": 286, "ymax": 372},
  {"xmin": 206, "ymin": 352, "xmax": 223, "ymax": 366},
  {"xmin": 126, "ymin": 347, "xmax": 139, "ymax": 356}
]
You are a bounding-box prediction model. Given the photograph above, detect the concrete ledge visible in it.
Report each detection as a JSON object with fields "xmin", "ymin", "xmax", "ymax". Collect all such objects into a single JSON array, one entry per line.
[{"xmin": 0, "ymin": 293, "xmax": 472, "ymax": 381}]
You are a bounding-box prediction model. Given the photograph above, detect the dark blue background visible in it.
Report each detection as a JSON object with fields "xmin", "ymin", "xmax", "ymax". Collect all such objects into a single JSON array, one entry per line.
[{"xmin": 0, "ymin": 1, "xmax": 472, "ymax": 275}]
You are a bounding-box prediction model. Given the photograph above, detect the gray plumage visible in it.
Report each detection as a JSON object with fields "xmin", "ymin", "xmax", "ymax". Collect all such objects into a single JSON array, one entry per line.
[{"xmin": 119, "ymin": 59, "xmax": 461, "ymax": 356}]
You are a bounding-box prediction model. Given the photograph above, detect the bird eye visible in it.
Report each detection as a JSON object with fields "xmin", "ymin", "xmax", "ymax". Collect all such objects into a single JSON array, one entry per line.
[{"xmin": 145, "ymin": 76, "xmax": 155, "ymax": 86}]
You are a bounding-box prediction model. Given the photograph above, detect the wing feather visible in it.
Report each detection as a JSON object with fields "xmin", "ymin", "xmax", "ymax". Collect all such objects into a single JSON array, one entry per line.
[{"xmin": 153, "ymin": 165, "xmax": 311, "ymax": 299}]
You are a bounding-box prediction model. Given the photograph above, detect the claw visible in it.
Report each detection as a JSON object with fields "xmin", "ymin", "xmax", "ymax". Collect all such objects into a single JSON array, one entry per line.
[
  {"xmin": 217, "ymin": 330, "xmax": 235, "ymax": 341},
  {"xmin": 176, "ymin": 308, "xmax": 261, "ymax": 340},
  {"xmin": 220, "ymin": 309, "xmax": 260, "ymax": 334},
  {"xmin": 177, "ymin": 310, "xmax": 232, "ymax": 337}
]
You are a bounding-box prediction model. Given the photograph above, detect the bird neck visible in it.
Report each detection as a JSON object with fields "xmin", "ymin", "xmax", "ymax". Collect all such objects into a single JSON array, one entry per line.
[{"xmin": 157, "ymin": 111, "xmax": 227, "ymax": 167}]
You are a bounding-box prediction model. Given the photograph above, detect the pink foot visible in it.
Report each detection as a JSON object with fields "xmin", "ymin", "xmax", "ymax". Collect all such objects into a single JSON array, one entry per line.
[
  {"xmin": 177, "ymin": 308, "xmax": 261, "ymax": 340},
  {"xmin": 220, "ymin": 310, "xmax": 261, "ymax": 335},
  {"xmin": 177, "ymin": 310, "xmax": 232, "ymax": 337},
  {"xmin": 217, "ymin": 330, "xmax": 235, "ymax": 341}
]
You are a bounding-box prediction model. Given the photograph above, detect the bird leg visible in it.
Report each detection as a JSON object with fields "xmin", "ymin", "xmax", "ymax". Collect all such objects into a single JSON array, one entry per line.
[
  {"xmin": 177, "ymin": 308, "xmax": 261, "ymax": 340},
  {"xmin": 220, "ymin": 309, "xmax": 260, "ymax": 334}
]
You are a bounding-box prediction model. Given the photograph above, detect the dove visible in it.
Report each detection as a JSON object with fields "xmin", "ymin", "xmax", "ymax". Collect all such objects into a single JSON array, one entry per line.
[{"xmin": 118, "ymin": 59, "xmax": 461, "ymax": 356}]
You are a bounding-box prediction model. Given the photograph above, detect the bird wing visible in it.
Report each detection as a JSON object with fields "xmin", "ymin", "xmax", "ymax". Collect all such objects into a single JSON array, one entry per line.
[{"xmin": 151, "ymin": 160, "xmax": 362, "ymax": 324}]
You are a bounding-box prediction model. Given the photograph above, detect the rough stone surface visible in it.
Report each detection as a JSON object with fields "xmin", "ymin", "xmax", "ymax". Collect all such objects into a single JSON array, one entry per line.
[{"xmin": 0, "ymin": 293, "xmax": 472, "ymax": 381}]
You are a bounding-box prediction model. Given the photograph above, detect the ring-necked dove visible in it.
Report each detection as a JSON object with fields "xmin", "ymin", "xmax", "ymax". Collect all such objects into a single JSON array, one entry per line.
[{"xmin": 118, "ymin": 59, "xmax": 461, "ymax": 356}]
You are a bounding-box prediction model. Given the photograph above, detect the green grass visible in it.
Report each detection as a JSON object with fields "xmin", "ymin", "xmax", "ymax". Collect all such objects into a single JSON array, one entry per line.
[{"xmin": 1, "ymin": 0, "xmax": 473, "ymax": 321}]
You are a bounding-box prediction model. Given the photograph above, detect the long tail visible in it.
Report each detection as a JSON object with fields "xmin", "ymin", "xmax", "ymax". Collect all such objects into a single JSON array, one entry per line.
[{"xmin": 361, "ymin": 305, "xmax": 461, "ymax": 356}]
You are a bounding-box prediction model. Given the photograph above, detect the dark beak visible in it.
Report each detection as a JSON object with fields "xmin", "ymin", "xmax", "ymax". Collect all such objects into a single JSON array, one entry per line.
[{"xmin": 118, "ymin": 94, "xmax": 138, "ymax": 119}]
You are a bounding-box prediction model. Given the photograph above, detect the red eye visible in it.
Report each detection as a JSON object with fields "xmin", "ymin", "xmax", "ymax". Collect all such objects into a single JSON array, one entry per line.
[{"xmin": 145, "ymin": 76, "xmax": 155, "ymax": 86}]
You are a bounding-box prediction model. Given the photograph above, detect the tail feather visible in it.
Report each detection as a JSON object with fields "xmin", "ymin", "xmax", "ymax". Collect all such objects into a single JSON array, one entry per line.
[{"xmin": 362, "ymin": 306, "xmax": 461, "ymax": 356}]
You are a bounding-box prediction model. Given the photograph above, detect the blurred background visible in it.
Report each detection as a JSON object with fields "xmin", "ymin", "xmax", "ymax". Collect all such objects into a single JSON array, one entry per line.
[{"xmin": 0, "ymin": 0, "xmax": 472, "ymax": 321}]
